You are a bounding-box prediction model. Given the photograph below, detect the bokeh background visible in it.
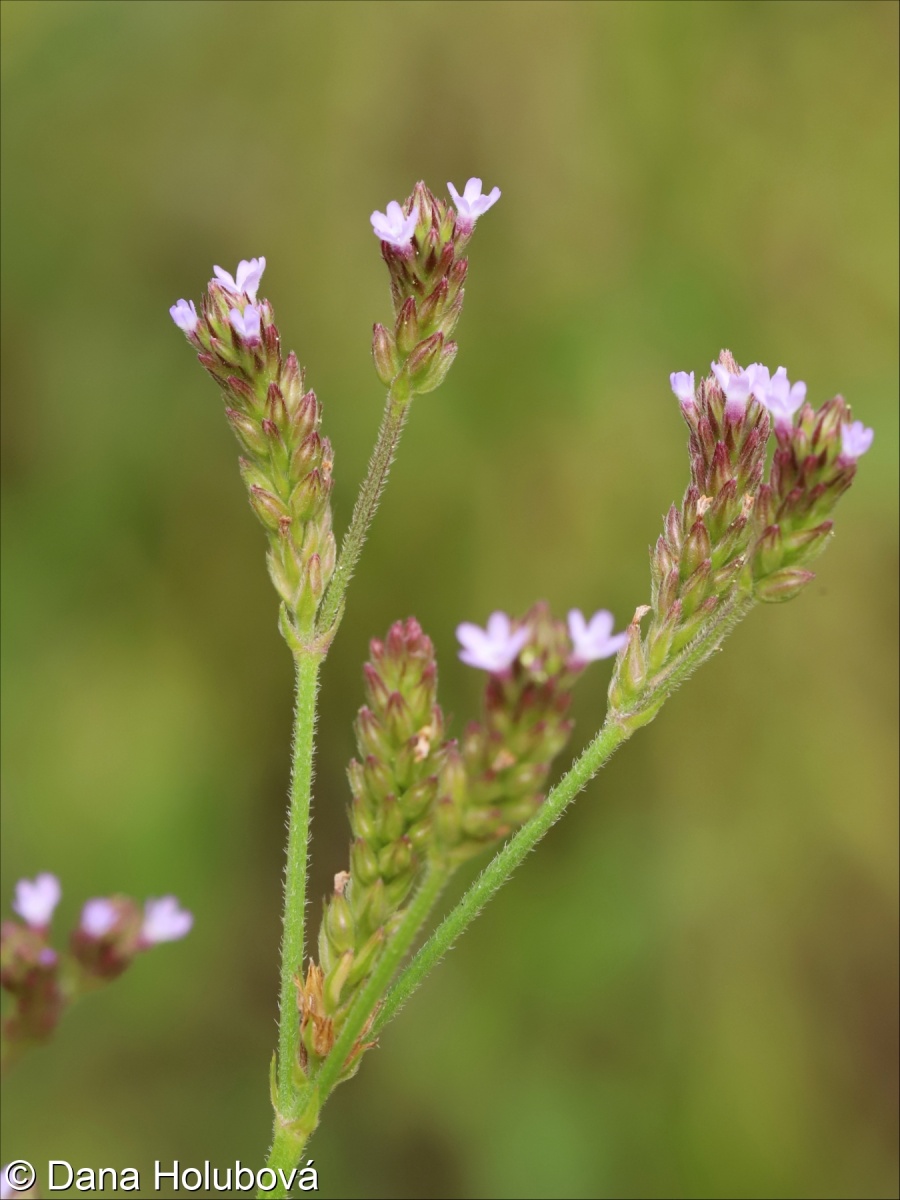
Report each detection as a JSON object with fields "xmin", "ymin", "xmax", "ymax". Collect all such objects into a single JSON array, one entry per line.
[{"xmin": 2, "ymin": 2, "xmax": 897, "ymax": 1197}]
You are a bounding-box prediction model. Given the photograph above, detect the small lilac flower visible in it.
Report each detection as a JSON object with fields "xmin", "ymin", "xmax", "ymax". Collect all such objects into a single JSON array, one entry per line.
[
  {"xmin": 447, "ymin": 178, "xmax": 501, "ymax": 233},
  {"xmin": 213, "ymin": 257, "xmax": 267, "ymax": 302},
  {"xmin": 80, "ymin": 897, "xmax": 119, "ymax": 939},
  {"xmin": 229, "ymin": 304, "xmax": 261, "ymax": 344},
  {"xmin": 12, "ymin": 873, "xmax": 61, "ymax": 929},
  {"xmin": 169, "ymin": 298, "xmax": 198, "ymax": 333},
  {"xmin": 38, "ymin": 947, "xmax": 58, "ymax": 967},
  {"xmin": 711, "ymin": 360, "xmax": 769, "ymax": 418},
  {"xmin": 456, "ymin": 612, "xmax": 530, "ymax": 673},
  {"xmin": 370, "ymin": 200, "xmax": 418, "ymax": 249},
  {"xmin": 140, "ymin": 897, "xmax": 193, "ymax": 945},
  {"xmin": 669, "ymin": 371, "xmax": 695, "ymax": 404},
  {"xmin": 841, "ymin": 420, "xmax": 874, "ymax": 460},
  {"xmin": 567, "ymin": 609, "xmax": 628, "ymax": 665},
  {"xmin": 759, "ymin": 365, "xmax": 806, "ymax": 429}
]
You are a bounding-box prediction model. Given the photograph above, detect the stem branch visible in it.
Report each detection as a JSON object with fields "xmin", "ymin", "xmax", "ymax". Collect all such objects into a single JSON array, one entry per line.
[
  {"xmin": 317, "ymin": 382, "xmax": 411, "ymax": 638},
  {"xmin": 373, "ymin": 718, "xmax": 631, "ymax": 1037}
]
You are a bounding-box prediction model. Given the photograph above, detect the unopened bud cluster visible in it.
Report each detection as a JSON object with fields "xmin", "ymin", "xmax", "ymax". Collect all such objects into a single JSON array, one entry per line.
[
  {"xmin": 370, "ymin": 179, "xmax": 500, "ymax": 395},
  {"xmin": 297, "ymin": 619, "xmax": 448, "ymax": 1075},
  {"xmin": 750, "ymin": 395, "xmax": 863, "ymax": 601},
  {"xmin": 1, "ymin": 875, "xmax": 190, "ymax": 1059},
  {"xmin": 171, "ymin": 261, "xmax": 334, "ymax": 632},
  {"xmin": 609, "ymin": 352, "xmax": 873, "ymax": 719}
]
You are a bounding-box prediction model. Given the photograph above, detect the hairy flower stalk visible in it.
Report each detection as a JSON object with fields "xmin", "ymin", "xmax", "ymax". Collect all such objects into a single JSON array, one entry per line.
[
  {"xmin": 315, "ymin": 180, "xmax": 500, "ymax": 638},
  {"xmin": 297, "ymin": 619, "xmax": 449, "ymax": 1078}
]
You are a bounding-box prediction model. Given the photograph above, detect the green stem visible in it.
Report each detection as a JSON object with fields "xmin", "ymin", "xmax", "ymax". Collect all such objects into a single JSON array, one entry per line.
[
  {"xmin": 316, "ymin": 381, "xmax": 411, "ymax": 638},
  {"xmin": 273, "ymin": 648, "xmax": 322, "ymax": 1124},
  {"xmin": 313, "ymin": 864, "xmax": 448, "ymax": 1102},
  {"xmin": 373, "ymin": 590, "xmax": 756, "ymax": 1039},
  {"xmin": 371, "ymin": 719, "xmax": 631, "ymax": 1037}
]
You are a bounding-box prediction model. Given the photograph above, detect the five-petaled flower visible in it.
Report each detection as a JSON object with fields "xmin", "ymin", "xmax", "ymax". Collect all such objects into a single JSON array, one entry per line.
[
  {"xmin": 213, "ymin": 257, "xmax": 267, "ymax": 302},
  {"xmin": 456, "ymin": 612, "xmax": 530, "ymax": 673},
  {"xmin": 140, "ymin": 897, "xmax": 193, "ymax": 946},
  {"xmin": 169, "ymin": 298, "xmax": 198, "ymax": 334},
  {"xmin": 567, "ymin": 609, "xmax": 628, "ymax": 666},
  {"xmin": 12, "ymin": 873, "xmax": 61, "ymax": 930},
  {"xmin": 711, "ymin": 360, "xmax": 769, "ymax": 419},
  {"xmin": 80, "ymin": 897, "xmax": 120, "ymax": 939},
  {"xmin": 447, "ymin": 178, "xmax": 501, "ymax": 234},
  {"xmin": 669, "ymin": 371, "xmax": 695, "ymax": 405},
  {"xmin": 841, "ymin": 419, "xmax": 874, "ymax": 460},
  {"xmin": 370, "ymin": 200, "xmax": 418, "ymax": 249},
  {"xmin": 229, "ymin": 305, "xmax": 262, "ymax": 344},
  {"xmin": 756, "ymin": 365, "xmax": 806, "ymax": 429}
]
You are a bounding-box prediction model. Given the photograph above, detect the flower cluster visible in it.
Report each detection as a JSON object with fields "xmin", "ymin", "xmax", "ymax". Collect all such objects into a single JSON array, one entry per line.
[
  {"xmin": 369, "ymin": 179, "xmax": 500, "ymax": 395},
  {"xmin": 1, "ymin": 874, "xmax": 190, "ymax": 1057},
  {"xmin": 296, "ymin": 600, "xmax": 623, "ymax": 1078},
  {"xmin": 442, "ymin": 603, "xmax": 622, "ymax": 859},
  {"xmin": 298, "ymin": 619, "xmax": 449, "ymax": 1075},
  {"xmin": 608, "ymin": 352, "xmax": 873, "ymax": 725},
  {"xmin": 170, "ymin": 259, "xmax": 334, "ymax": 635}
]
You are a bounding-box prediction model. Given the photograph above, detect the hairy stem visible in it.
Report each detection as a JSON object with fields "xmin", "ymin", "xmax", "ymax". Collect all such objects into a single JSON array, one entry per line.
[
  {"xmin": 371, "ymin": 719, "xmax": 631, "ymax": 1037},
  {"xmin": 273, "ymin": 648, "xmax": 322, "ymax": 1125},
  {"xmin": 372, "ymin": 591, "xmax": 756, "ymax": 1038},
  {"xmin": 317, "ymin": 381, "xmax": 411, "ymax": 639}
]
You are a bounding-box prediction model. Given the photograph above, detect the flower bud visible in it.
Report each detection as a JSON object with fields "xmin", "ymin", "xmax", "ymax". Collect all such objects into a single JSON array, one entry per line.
[
  {"xmin": 249, "ymin": 485, "xmax": 290, "ymax": 531},
  {"xmin": 754, "ymin": 567, "xmax": 816, "ymax": 603},
  {"xmin": 395, "ymin": 296, "xmax": 420, "ymax": 354},
  {"xmin": 372, "ymin": 323, "xmax": 402, "ymax": 386},
  {"xmin": 407, "ymin": 333, "xmax": 457, "ymax": 394}
]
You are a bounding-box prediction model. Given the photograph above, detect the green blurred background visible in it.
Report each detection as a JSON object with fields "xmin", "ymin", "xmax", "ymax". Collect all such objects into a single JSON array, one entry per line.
[{"xmin": 2, "ymin": 2, "xmax": 897, "ymax": 1196}]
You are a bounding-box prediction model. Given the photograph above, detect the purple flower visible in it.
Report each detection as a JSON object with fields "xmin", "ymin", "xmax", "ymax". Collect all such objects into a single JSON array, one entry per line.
[
  {"xmin": 169, "ymin": 298, "xmax": 198, "ymax": 333},
  {"xmin": 447, "ymin": 178, "xmax": 501, "ymax": 233},
  {"xmin": 567, "ymin": 609, "xmax": 628, "ymax": 665},
  {"xmin": 80, "ymin": 897, "xmax": 119, "ymax": 939},
  {"xmin": 669, "ymin": 371, "xmax": 695, "ymax": 404},
  {"xmin": 456, "ymin": 612, "xmax": 530, "ymax": 673},
  {"xmin": 841, "ymin": 419, "xmax": 874, "ymax": 459},
  {"xmin": 711, "ymin": 360, "xmax": 769, "ymax": 419},
  {"xmin": 370, "ymin": 200, "xmax": 418, "ymax": 249},
  {"xmin": 757, "ymin": 365, "xmax": 806, "ymax": 429},
  {"xmin": 229, "ymin": 305, "xmax": 261, "ymax": 344},
  {"xmin": 12, "ymin": 873, "xmax": 61, "ymax": 929},
  {"xmin": 213, "ymin": 257, "xmax": 267, "ymax": 302},
  {"xmin": 140, "ymin": 897, "xmax": 193, "ymax": 945}
]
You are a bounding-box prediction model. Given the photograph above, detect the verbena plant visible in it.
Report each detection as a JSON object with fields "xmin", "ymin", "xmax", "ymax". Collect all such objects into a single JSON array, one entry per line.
[{"xmin": 1, "ymin": 179, "xmax": 873, "ymax": 1199}]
